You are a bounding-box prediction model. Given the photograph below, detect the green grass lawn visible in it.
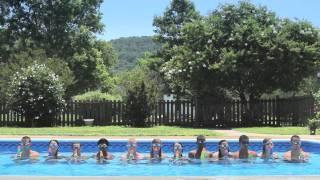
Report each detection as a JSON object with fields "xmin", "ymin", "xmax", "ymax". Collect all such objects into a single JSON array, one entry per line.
[
  {"xmin": 235, "ymin": 127, "xmax": 316, "ymax": 135},
  {"xmin": 0, "ymin": 126, "xmax": 221, "ymax": 136}
]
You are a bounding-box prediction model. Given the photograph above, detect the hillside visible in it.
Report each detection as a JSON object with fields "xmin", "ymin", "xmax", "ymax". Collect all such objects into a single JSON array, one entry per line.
[{"xmin": 110, "ymin": 36, "xmax": 161, "ymax": 72}]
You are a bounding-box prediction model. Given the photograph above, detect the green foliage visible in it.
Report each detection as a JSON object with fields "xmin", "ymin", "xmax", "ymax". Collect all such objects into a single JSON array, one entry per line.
[
  {"xmin": 261, "ymin": 75, "xmax": 320, "ymax": 99},
  {"xmin": 110, "ymin": 36, "xmax": 161, "ymax": 72},
  {"xmin": 153, "ymin": 0, "xmax": 201, "ymax": 96},
  {"xmin": 117, "ymin": 53, "xmax": 166, "ymax": 104},
  {"xmin": 73, "ymin": 90, "xmax": 121, "ymax": 101},
  {"xmin": 153, "ymin": 0, "xmax": 201, "ymax": 46},
  {"xmin": 64, "ymin": 37, "xmax": 117, "ymax": 94},
  {"xmin": 157, "ymin": 1, "xmax": 320, "ymax": 101},
  {"xmin": 0, "ymin": 0, "xmax": 117, "ymax": 96},
  {"xmin": 7, "ymin": 63, "xmax": 65, "ymax": 127},
  {"xmin": 0, "ymin": 0, "xmax": 103, "ymax": 60},
  {"xmin": 308, "ymin": 112, "xmax": 320, "ymax": 134},
  {"xmin": 308, "ymin": 119, "xmax": 320, "ymax": 130},
  {"xmin": 124, "ymin": 82, "xmax": 151, "ymax": 127},
  {"xmin": 312, "ymin": 87, "xmax": 320, "ymax": 106},
  {"xmin": 0, "ymin": 48, "xmax": 74, "ymax": 102}
]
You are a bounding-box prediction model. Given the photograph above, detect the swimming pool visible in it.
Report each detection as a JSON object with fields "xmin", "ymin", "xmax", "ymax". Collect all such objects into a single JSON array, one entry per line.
[{"xmin": 0, "ymin": 139, "xmax": 319, "ymax": 176}]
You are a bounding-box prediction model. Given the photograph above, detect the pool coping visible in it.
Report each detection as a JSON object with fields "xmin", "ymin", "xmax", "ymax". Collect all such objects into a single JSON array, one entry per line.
[
  {"xmin": 1, "ymin": 176, "xmax": 320, "ymax": 180},
  {"xmin": 0, "ymin": 137, "xmax": 320, "ymax": 143}
]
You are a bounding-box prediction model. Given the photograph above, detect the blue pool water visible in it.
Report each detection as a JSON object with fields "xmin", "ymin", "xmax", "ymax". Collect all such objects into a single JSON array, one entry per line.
[{"xmin": 0, "ymin": 139, "xmax": 319, "ymax": 176}]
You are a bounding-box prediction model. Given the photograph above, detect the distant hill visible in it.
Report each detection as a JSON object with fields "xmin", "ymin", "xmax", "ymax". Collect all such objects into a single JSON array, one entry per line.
[{"xmin": 110, "ymin": 36, "xmax": 161, "ymax": 72}]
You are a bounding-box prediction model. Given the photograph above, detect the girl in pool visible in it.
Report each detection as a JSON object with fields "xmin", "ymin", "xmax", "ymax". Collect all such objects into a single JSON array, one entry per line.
[
  {"xmin": 46, "ymin": 139, "xmax": 62, "ymax": 160},
  {"xmin": 259, "ymin": 138, "xmax": 278, "ymax": 160},
  {"xmin": 188, "ymin": 135, "xmax": 213, "ymax": 160},
  {"xmin": 233, "ymin": 135, "xmax": 257, "ymax": 159},
  {"xmin": 172, "ymin": 142, "xmax": 185, "ymax": 160},
  {"xmin": 148, "ymin": 138, "xmax": 166, "ymax": 160},
  {"xmin": 16, "ymin": 136, "xmax": 39, "ymax": 160},
  {"xmin": 283, "ymin": 135, "xmax": 309, "ymax": 162},
  {"xmin": 170, "ymin": 142, "xmax": 188, "ymax": 164},
  {"xmin": 122, "ymin": 138, "xmax": 143, "ymax": 160},
  {"xmin": 96, "ymin": 138, "xmax": 113, "ymax": 162},
  {"xmin": 69, "ymin": 142, "xmax": 88, "ymax": 163},
  {"xmin": 213, "ymin": 140, "xmax": 233, "ymax": 160}
]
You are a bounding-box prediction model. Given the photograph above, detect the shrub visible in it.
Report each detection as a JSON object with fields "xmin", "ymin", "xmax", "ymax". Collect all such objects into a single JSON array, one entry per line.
[
  {"xmin": 7, "ymin": 63, "xmax": 65, "ymax": 127},
  {"xmin": 313, "ymin": 89, "xmax": 320, "ymax": 106},
  {"xmin": 124, "ymin": 81, "xmax": 151, "ymax": 127},
  {"xmin": 73, "ymin": 90, "xmax": 121, "ymax": 101},
  {"xmin": 308, "ymin": 112, "xmax": 320, "ymax": 135}
]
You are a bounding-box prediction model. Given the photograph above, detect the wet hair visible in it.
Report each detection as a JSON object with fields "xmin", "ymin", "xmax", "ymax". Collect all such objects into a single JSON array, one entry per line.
[
  {"xmin": 150, "ymin": 139, "xmax": 162, "ymax": 158},
  {"xmin": 173, "ymin": 142, "xmax": 183, "ymax": 158},
  {"xmin": 197, "ymin": 135, "xmax": 206, "ymax": 142},
  {"xmin": 97, "ymin": 138, "xmax": 109, "ymax": 146},
  {"xmin": 49, "ymin": 139, "xmax": 59, "ymax": 146},
  {"xmin": 239, "ymin": 135, "xmax": 249, "ymax": 159},
  {"xmin": 239, "ymin": 135, "xmax": 249, "ymax": 144},
  {"xmin": 48, "ymin": 139, "xmax": 60, "ymax": 157},
  {"xmin": 195, "ymin": 135, "xmax": 206, "ymax": 159},
  {"xmin": 290, "ymin": 135, "xmax": 300, "ymax": 142},
  {"xmin": 218, "ymin": 140, "xmax": 229, "ymax": 159},
  {"xmin": 262, "ymin": 138, "xmax": 271, "ymax": 157},
  {"xmin": 21, "ymin": 136, "xmax": 31, "ymax": 143}
]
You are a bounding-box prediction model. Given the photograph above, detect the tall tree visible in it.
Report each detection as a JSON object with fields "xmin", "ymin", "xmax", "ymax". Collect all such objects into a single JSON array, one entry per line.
[
  {"xmin": 153, "ymin": 0, "xmax": 200, "ymax": 47},
  {"xmin": 0, "ymin": 0, "xmax": 103, "ymax": 60},
  {"xmin": 160, "ymin": 1, "xmax": 320, "ymax": 102},
  {"xmin": 117, "ymin": 53, "xmax": 165, "ymax": 105},
  {"xmin": 0, "ymin": 0, "xmax": 116, "ymax": 95},
  {"xmin": 153, "ymin": 0, "xmax": 201, "ymax": 96}
]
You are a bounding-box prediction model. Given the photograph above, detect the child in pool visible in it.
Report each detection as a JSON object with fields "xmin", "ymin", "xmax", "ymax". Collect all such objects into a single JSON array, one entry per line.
[
  {"xmin": 16, "ymin": 136, "xmax": 39, "ymax": 160},
  {"xmin": 283, "ymin": 135, "xmax": 309, "ymax": 162},
  {"xmin": 188, "ymin": 135, "xmax": 213, "ymax": 160},
  {"xmin": 122, "ymin": 138, "xmax": 144, "ymax": 161},
  {"xmin": 233, "ymin": 135, "xmax": 257, "ymax": 159}
]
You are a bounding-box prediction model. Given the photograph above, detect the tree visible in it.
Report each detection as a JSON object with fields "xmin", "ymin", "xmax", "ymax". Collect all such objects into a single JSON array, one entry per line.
[
  {"xmin": 153, "ymin": 0, "xmax": 201, "ymax": 96},
  {"xmin": 153, "ymin": 0, "xmax": 200, "ymax": 46},
  {"xmin": 67, "ymin": 39, "xmax": 117, "ymax": 94},
  {"xmin": 0, "ymin": 0, "xmax": 103, "ymax": 60},
  {"xmin": 124, "ymin": 81, "xmax": 151, "ymax": 127},
  {"xmin": 7, "ymin": 63, "xmax": 65, "ymax": 127},
  {"xmin": 160, "ymin": 1, "xmax": 320, "ymax": 102},
  {"xmin": 158, "ymin": 1, "xmax": 319, "ymax": 126},
  {"xmin": 0, "ymin": 48, "xmax": 74, "ymax": 102},
  {"xmin": 117, "ymin": 53, "xmax": 165, "ymax": 105},
  {"xmin": 0, "ymin": 0, "xmax": 116, "ymax": 95}
]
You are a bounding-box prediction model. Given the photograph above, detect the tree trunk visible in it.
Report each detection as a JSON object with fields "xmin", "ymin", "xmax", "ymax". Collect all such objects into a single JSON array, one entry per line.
[
  {"xmin": 24, "ymin": 114, "xmax": 33, "ymax": 127},
  {"xmin": 248, "ymin": 93, "xmax": 257, "ymax": 126},
  {"xmin": 240, "ymin": 92, "xmax": 247, "ymax": 102}
]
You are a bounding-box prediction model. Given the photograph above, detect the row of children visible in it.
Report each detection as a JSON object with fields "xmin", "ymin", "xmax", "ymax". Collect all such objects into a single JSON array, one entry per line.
[{"xmin": 15, "ymin": 135, "xmax": 309, "ymax": 162}]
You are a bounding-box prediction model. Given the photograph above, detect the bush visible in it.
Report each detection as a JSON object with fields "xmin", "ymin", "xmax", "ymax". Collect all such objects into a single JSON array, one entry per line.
[
  {"xmin": 7, "ymin": 63, "xmax": 65, "ymax": 127},
  {"xmin": 308, "ymin": 112, "xmax": 320, "ymax": 135},
  {"xmin": 73, "ymin": 90, "xmax": 121, "ymax": 101},
  {"xmin": 124, "ymin": 82, "xmax": 151, "ymax": 127},
  {"xmin": 308, "ymin": 119, "xmax": 319, "ymax": 135},
  {"xmin": 0, "ymin": 48, "xmax": 75, "ymax": 103}
]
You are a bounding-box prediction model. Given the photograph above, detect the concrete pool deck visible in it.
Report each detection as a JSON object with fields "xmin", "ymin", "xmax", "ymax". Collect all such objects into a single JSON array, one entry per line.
[{"xmin": 0, "ymin": 129, "xmax": 319, "ymax": 140}]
